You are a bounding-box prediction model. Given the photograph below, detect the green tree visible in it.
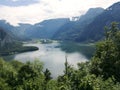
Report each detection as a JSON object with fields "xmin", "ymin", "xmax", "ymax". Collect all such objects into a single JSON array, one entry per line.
[
  {"xmin": 0, "ymin": 78, "xmax": 11, "ymax": 90},
  {"xmin": 44, "ymin": 68, "xmax": 52, "ymax": 82},
  {"xmin": 15, "ymin": 60, "xmax": 45, "ymax": 90},
  {"xmin": 46, "ymin": 80, "xmax": 59, "ymax": 90},
  {"xmin": 9, "ymin": 60, "xmax": 24, "ymax": 71},
  {"xmin": 90, "ymin": 22, "xmax": 120, "ymax": 81}
]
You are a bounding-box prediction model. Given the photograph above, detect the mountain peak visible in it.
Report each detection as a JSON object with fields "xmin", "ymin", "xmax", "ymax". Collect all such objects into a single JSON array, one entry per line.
[
  {"xmin": 106, "ymin": 2, "xmax": 120, "ymax": 11},
  {"xmin": 112, "ymin": 2, "xmax": 120, "ymax": 6},
  {"xmin": 84, "ymin": 7, "xmax": 104, "ymax": 17}
]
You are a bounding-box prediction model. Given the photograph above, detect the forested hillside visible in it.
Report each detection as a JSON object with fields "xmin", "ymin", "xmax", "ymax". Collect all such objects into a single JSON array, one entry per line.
[
  {"xmin": 0, "ymin": 18, "xmax": 70, "ymax": 40},
  {"xmin": 53, "ymin": 2, "xmax": 120, "ymax": 42},
  {"xmin": 24, "ymin": 18, "xmax": 69, "ymax": 39},
  {"xmin": 0, "ymin": 27, "xmax": 38, "ymax": 56},
  {"xmin": 75, "ymin": 2, "xmax": 120, "ymax": 42},
  {"xmin": 0, "ymin": 28, "xmax": 15, "ymax": 55},
  {"xmin": 53, "ymin": 8, "xmax": 104, "ymax": 41}
]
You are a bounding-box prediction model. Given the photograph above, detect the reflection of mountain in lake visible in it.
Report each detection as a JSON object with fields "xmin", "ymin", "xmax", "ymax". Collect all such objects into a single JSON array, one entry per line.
[{"xmin": 4, "ymin": 43, "xmax": 88, "ymax": 78}]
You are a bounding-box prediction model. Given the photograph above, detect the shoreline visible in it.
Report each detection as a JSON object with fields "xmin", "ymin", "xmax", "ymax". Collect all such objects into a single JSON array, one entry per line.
[{"xmin": 0, "ymin": 46, "xmax": 39, "ymax": 56}]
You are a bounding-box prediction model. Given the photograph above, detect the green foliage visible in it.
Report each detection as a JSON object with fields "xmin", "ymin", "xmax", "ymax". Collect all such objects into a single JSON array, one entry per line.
[
  {"xmin": 10, "ymin": 60, "xmax": 24, "ymax": 71},
  {"xmin": 0, "ymin": 58, "xmax": 16, "ymax": 80},
  {"xmin": 90, "ymin": 22, "xmax": 120, "ymax": 81},
  {"xmin": 79, "ymin": 74, "xmax": 120, "ymax": 90},
  {"xmin": 58, "ymin": 75, "xmax": 72, "ymax": 90},
  {"xmin": 44, "ymin": 68, "xmax": 52, "ymax": 82},
  {"xmin": 15, "ymin": 60, "xmax": 45, "ymax": 90},
  {"xmin": 17, "ymin": 65, "xmax": 38, "ymax": 83},
  {"xmin": 46, "ymin": 80, "xmax": 59, "ymax": 90},
  {"xmin": 0, "ymin": 58, "xmax": 46, "ymax": 90},
  {"xmin": 0, "ymin": 78, "xmax": 11, "ymax": 90}
]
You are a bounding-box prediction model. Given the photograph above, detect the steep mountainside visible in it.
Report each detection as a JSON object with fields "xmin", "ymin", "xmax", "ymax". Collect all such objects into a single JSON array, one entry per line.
[
  {"xmin": 0, "ymin": 20, "xmax": 20, "ymax": 40},
  {"xmin": 75, "ymin": 2, "xmax": 120, "ymax": 42},
  {"xmin": 13, "ymin": 23, "xmax": 32, "ymax": 40},
  {"xmin": 0, "ymin": 20, "xmax": 16, "ymax": 46},
  {"xmin": 0, "ymin": 26, "xmax": 38, "ymax": 56},
  {"xmin": 53, "ymin": 8, "xmax": 104, "ymax": 41},
  {"xmin": 25, "ymin": 18, "xmax": 70, "ymax": 39},
  {"xmin": 0, "ymin": 28, "xmax": 14, "ymax": 48},
  {"xmin": 0, "ymin": 18, "xmax": 70, "ymax": 40},
  {"xmin": 0, "ymin": 20, "xmax": 13, "ymax": 31}
]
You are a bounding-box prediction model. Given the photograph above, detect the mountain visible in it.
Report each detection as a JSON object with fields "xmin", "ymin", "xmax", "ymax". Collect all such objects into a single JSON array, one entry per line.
[
  {"xmin": 1, "ymin": 2, "xmax": 119, "ymax": 43},
  {"xmin": 13, "ymin": 23, "xmax": 32, "ymax": 40},
  {"xmin": 0, "ymin": 20, "xmax": 21, "ymax": 40},
  {"xmin": 52, "ymin": 8, "xmax": 104, "ymax": 41},
  {"xmin": 0, "ymin": 20, "xmax": 13, "ymax": 31},
  {"xmin": 75, "ymin": 2, "xmax": 120, "ymax": 42},
  {"xmin": 0, "ymin": 27, "xmax": 15, "ymax": 52},
  {"xmin": 0, "ymin": 22, "xmax": 38, "ymax": 56},
  {"xmin": 24, "ymin": 18, "xmax": 70, "ymax": 39},
  {"xmin": 0, "ymin": 20, "xmax": 15, "ymax": 35}
]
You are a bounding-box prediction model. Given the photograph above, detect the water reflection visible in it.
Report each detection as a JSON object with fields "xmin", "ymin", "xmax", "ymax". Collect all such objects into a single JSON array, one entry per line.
[{"xmin": 7, "ymin": 43, "xmax": 88, "ymax": 78}]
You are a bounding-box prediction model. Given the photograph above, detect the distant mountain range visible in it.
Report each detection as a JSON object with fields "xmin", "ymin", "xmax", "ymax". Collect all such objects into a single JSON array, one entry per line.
[
  {"xmin": 52, "ymin": 8, "xmax": 104, "ymax": 41},
  {"xmin": 25, "ymin": 18, "xmax": 69, "ymax": 39},
  {"xmin": 0, "ymin": 2, "xmax": 120, "ymax": 43},
  {"xmin": 53, "ymin": 2, "xmax": 120, "ymax": 42},
  {"xmin": 75, "ymin": 2, "xmax": 120, "ymax": 42}
]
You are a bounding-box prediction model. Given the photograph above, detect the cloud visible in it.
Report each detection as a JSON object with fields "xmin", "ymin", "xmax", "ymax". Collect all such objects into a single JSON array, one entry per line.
[
  {"xmin": 0, "ymin": 0, "xmax": 39, "ymax": 6},
  {"xmin": 0, "ymin": 0, "xmax": 119, "ymax": 26},
  {"xmin": 12, "ymin": 0, "xmax": 18, "ymax": 2}
]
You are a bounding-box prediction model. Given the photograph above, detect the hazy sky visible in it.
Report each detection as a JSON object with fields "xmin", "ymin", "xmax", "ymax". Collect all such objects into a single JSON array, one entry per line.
[{"xmin": 0, "ymin": 0, "xmax": 119, "ymax": 26}]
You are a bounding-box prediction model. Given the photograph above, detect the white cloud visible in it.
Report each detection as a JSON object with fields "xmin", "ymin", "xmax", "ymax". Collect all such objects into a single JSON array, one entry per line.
[
  {"xmin": 0, "ymin": 0, "xmax": 119, "ymax": 26},
  {"xmin": 12, "ymin": 0, "xmax": 19, "ymax": 2}
]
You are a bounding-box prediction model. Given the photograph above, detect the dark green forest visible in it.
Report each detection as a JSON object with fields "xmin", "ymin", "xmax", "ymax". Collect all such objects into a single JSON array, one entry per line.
[
  {"xmin": 0, "ymin": 42, "xmax": 38, "ymax": 56},
  {"xmin": 0, "ymin": 28, "xmax": 39, "ymax": 56},
  {"xmin": 0, "ymin": 22, "xmax": 120, "ymax": 90}
]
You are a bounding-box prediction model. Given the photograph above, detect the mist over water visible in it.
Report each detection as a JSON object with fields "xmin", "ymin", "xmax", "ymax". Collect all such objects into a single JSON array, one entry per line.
[{"xmin": 13, "ymin": 43, "xmax": 88, "ymax": 78}]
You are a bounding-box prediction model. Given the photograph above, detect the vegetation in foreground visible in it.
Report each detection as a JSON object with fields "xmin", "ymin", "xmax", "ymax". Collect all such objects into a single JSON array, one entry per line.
[{"xmin": 0, "ymin": 22, "xmax": 120, "ymax": 90}]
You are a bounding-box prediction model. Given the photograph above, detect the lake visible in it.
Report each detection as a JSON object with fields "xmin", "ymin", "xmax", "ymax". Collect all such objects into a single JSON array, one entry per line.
[{"xmin": 3, "ymin": 42, "xmax": 94, "ymax": 78}]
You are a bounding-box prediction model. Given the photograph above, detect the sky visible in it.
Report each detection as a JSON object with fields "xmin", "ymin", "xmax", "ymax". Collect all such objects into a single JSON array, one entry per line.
[{"xmin": 0, "ymin": 0, "xmax": 119, "ymax": 26}]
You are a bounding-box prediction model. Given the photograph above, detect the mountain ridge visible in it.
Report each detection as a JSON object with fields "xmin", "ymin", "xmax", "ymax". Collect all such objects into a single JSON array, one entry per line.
[
  {"xmin": 75, "ymin": 2, "xmax": 120, "ymax": 42},
  {"xmin": 52, "ymin": 7, "xmax": 104, "ymax": 41},
  {"xmin": 0, "ymin": 2, "xmax": 120, "ymax": 43}
]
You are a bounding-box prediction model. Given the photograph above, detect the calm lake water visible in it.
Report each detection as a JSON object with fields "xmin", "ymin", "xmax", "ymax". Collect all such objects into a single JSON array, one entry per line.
[{"xmin": 4, "ymin": 42, "xmax": 88, "ymax": 78}]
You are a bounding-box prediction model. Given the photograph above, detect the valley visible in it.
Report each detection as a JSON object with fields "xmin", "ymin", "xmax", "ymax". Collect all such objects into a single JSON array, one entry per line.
[
  {"xmin": 0, "ymin": 1, "xmax": 120, "ymax": 77},
  {"xmin": 2, "ymin": 40, "xmax": 95, "ymax": 78},
  {"xmin": 0, "ymin": 1, "xmax": 120, "ymax": 90}
]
